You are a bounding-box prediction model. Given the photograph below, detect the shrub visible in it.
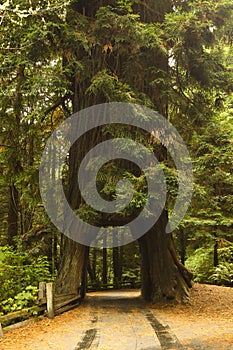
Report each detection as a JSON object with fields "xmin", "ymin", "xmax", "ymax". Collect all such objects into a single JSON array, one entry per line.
[
  {"xmin": 1, "ymin": 286, "xmax": 38, "ymax": 314},
  {"xmin": 0, "ymin": 246, "xmax": 52, "ymax": 313},
  {"xmin": 211, "ymin": 262, "xmax": 233, "ymax": 287},
  {"xmin": 185, "ymin": 246, "xmax": 214, "ymax": 283},
  {"xmin": 185, "ymin": 243, "xmax": 233, "ymax": 285}
]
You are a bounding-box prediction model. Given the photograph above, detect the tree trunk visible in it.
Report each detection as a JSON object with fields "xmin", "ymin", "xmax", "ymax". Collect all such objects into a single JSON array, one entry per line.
[
  {"xmin": 179, "ymin": 229, "xmax": 187, "ymax": 265},
  {"xmin": 87, "ymin": 255, "xmax": 95, "ymax": 284},
  {"xmin": 213, "ymin": 232, "xmax": 219, "ymax": 267},
  {"xmin": 119, "ymin": 246, "xmax": 123, "ymax": 283},
  {"xmin": 113, "ymin": 247, "xmax": 119, "ymax": 289},
  {"xmin": 92, "ymin": 248, "xmax": 97, "ymax": 281},
  {"xmin": 55, "ymin": 0, "xmax": 193, "ymax": 303},
  {"xmin": 102, "ymin": 247, "xmax": 108, "ymax": 285},
  {"xmin": 139, "ymin": 210, "xmax": 192, "ymax": 303},
  {"xmin": 7, "ymin": 66, "xmax": 24, "ymax": 248},
  {"xmin": 56, "ymin": 238, "xmax": 87, "ymax": 295},
  {"xmin": 7, "ymin": 184, "xmax": 19, "ymax": 248},
  {"xmin": 80, "ymin": 247, "xmax": 89, "ymax": 298}
]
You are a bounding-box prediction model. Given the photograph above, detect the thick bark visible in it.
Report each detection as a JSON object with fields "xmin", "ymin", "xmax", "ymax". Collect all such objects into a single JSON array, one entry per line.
[
  {"xmin": 56, "ymin": 238, "xmax": 87, "ymax": 295},
  {"xmin": 139, "ymin": 210, "xmax": 192, "ymax": 303},
  {"xmin": 55, "ymin": 0, "xmax": 193, "ymax": 303}
]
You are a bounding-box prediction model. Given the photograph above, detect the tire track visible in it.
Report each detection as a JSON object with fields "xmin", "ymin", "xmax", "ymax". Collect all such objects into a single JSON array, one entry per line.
[
  {"xmin": 146, "ymin": 312, "xmax": 184, "ymax": 349},
  {"xmin": 74, "ymin": 315, "xmax": 98, "ymax": 350},
  {"xmin": 74, "ymin": 295, "xmax": 184, "ymax": 350}
]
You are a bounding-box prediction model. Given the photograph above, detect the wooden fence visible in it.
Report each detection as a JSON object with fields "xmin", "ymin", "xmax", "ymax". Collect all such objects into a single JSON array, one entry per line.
[
  {"xmin": 0, "ymin": 282, "xmax": 81, "ymax": 338},
  {"xmin": 0, "ymin": 280, "xmax": 141, "ymax": 337},
  {"xmin": 87, "ymin": 279, "xmax": 141, "ymax": 291}
]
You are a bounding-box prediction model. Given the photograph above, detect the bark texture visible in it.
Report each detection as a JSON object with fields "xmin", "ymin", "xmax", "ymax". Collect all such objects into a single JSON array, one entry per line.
[
  {"xmin": 55, "ymin": 0, "xmax": 193, "ymax": 303},
  {"xmin": 56, "ymin": 238, "xmax": 87, "ymax": 295},
  {"xmin": 139, "ymin": 210, "xmax": 192, "ymax": 303}
]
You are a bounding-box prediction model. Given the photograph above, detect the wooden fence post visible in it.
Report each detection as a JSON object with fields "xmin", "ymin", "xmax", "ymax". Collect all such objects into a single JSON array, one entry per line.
[
  {"xmin": 46, "ymin": 282, "xmax": 54, "ymax": 319},
  {"xmin": 38, "ymin": 282, "xmax": 46, "ymax": 302},
  {"xmin": 0, "ymin": 322, "xmax": 3, "ymax": 338}
]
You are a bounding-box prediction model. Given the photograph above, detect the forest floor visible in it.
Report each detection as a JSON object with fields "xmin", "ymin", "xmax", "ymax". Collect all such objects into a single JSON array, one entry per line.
[{"xmin": 0, "ymin": 283, "xmax": 233, "ymax": 350}]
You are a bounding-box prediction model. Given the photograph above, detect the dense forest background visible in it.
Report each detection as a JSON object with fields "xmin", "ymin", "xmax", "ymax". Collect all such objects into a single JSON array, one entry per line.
[{"xmin": 0, "ymin": 0, "xmax": 232, "ymax": 314}]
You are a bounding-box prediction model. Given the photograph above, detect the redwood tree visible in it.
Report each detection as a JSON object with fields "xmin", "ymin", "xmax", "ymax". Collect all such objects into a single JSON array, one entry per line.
[
  {"xmin": 54, "ymin": 0, "xmax": 232, "ymax": 302},
  {"xmin": 0, "ymin": 0, "xmax": 232, "ymax": 300},
  {"xmin": 55, "ymin": 0, "xmax": 193, "ymax": 302}
]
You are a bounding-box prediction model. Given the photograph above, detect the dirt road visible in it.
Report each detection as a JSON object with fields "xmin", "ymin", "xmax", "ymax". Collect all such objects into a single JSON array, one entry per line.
[{"xmin": 1, "ymin": 286, "xmax": 233, "ymax": 349}]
